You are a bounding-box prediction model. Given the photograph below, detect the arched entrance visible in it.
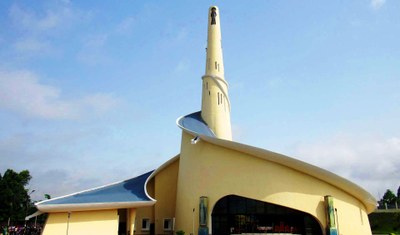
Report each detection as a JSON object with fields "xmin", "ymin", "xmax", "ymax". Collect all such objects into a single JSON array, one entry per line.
[{"xmin": 212, "ymin": 195, "xmax": 322, "ymax": 235}]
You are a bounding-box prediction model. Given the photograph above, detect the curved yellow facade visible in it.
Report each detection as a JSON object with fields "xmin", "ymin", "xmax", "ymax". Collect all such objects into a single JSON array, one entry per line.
[
  {"xmin": 173, "ymin": 132, "xmax": 373, "ymax": 235},
  {"xmin": 37, "ymin": 5, "xmax": 376, "ymax": 235}
]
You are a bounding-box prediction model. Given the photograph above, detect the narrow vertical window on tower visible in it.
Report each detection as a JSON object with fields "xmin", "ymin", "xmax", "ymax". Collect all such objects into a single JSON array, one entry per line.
[
  {"xmin": 211, "ymin": 7, "xmax": 217, "ymax": 25},
  {"xmin": 215, "ymin": 61, "xmax": 217, "ymax": 70}
]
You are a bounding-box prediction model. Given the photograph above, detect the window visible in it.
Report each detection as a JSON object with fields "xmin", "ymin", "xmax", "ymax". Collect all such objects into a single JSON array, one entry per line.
[
  {"xmin": 142, "ymin": 218, "xmax": 150, "ymax": 231},
  {"xmin": 218, "ymin": 93, "xmax": 223, "ymax": 105},
  {"xmin": 212, "ymin": 195, "xmax": 323, "ymax": 235},
  {"xmin": 163, "ymin": 218, "xmax": 173, "ymax": 231}
]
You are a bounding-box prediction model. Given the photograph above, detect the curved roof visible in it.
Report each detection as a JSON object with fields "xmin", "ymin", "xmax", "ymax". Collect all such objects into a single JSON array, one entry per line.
[
  {"xmin": 177, "ymin": 111, "xmax": 377, "ymax": 213},
  {"xmin": 177, "ymin": 111, "xmax": 215, "ymax": 137},
  {"xmin": 35, "ymin": 111, "xmax": 376, "ymax": 214},
  {"xmin": 36, "ymin": 171, "xmax": 155, "ymax": 212},
  {"xmin": 145, "ymin": 154, "xmax": 180, "ymax": 202}
]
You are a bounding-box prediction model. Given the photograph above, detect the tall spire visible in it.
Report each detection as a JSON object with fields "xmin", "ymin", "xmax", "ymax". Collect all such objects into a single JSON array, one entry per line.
[{"xmin": 201, "ymin": 6, "xmax": 232, "ymax": 140}]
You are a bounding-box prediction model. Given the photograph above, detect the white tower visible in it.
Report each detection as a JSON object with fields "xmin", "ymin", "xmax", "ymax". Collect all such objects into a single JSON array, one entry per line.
[{"xmin": 201, "ymin": 6, "xmax": 232, "ymax": 140}]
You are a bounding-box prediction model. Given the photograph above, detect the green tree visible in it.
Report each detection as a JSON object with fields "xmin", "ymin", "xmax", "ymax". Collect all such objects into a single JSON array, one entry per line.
[
  {"xmin": 0, "ymin": 169, "xmax": 32, "ymax": 223},
  {"xmin": 382, "ymin": 189, "xmax": 397, "ymax": 205},
  {"xmin": 396, "ymin": 186, "xmax": 400, "ymax": 205}
]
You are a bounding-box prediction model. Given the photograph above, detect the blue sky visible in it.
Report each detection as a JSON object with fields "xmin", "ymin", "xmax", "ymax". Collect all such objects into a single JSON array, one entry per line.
[{"xmin": 0, "ymin": 0, "xmax": 399, "ymax": 201}]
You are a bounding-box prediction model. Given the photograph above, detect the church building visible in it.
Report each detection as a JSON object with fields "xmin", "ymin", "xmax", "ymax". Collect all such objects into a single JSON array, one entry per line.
[{"xmin": 33, "ymin": 6, "xmax": 376, "ymax": 235}]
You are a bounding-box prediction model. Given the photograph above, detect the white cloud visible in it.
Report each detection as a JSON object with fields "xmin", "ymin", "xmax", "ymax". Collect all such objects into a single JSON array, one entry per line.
[
  {"xmin": 9, "ymin": 3, "xmax": 72, "ymax": 33},
  {"xmin": 81, "ymin": 93, "xmax": 119, "ymax": 114},
  {"xmin": 83, "ymin": 34, "xmax": 108, "ymax": 48},
  {"xmin": 174, "ymin": 59, "xmax": 189, "ymax": 73},
  {"xmin": 77, "ymin": 34, "xmax": 111, "ymax": 66},
  {"xmin": 370, "ymin": 0, "xmax": 386, "ymax": 10},
  {"xmin": 7, "ymin": 3, "xmax": 90, "ymax": 58},
  {"xmin": 14, "ymin": 38, "xmax": 50, "ymax": 53},
  {"xmin": 0, "ymin": 69, "xmax": 119, "ymax": 119},
  {"xmin": 0, "ymin": 128, "xmax": 151, "ymax": 200},
  {"xmin": 175, "ymin": 28, "xmax": 188, "ymax": 42},
  {"xmin": 30, "ymin": 168, "xmax": 103, "ymax": 200},
  {"xmin": 116, "ymin": 17, "xmax": 136, "ymax": 34},
  {"xmin": 292, "ymin": 134, "xmax": 400, "ymax": 198}
]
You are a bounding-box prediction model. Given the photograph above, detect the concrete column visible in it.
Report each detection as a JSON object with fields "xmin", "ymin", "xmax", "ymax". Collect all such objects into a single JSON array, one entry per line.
[{"xmin": 129, "ymin": 208, "xmax": 137, "ymax": 235}]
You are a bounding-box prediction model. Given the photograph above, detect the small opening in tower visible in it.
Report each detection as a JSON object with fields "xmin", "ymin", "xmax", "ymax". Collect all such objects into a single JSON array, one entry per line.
[
  {"xmin": 215, "ymin": 61, "xmax": 217, "ymax": 70},
  {"xmin": 211, "ymin": 7, "xmax": 217, "ymax": 25}
]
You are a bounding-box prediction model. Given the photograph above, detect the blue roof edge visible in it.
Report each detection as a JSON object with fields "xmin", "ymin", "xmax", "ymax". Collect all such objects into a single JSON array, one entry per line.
[
  {"xmin": 36, "ymin": 170, "xmax": 155, "ymax": 212},
  {"xmin": 176, "ymin": 111, "xmax": 215, "ymax": 138}
]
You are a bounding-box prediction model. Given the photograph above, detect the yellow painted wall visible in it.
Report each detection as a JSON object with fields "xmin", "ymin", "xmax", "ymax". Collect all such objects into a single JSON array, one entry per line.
[
  {"xmin": 146, "ymin": 177, "xmax": 155, "ymax": 199},
  {"xmin": 201, "ymin": 76, "xmax": 232, "ymax": 140},
  {"xmin": 42, "ymin": 210, "xmax": 118, "ymax": 235},
  {"xmin": 154, "ymin": 158, "xmax": 180, "ymax": 234},
  {"xmin": 131, "ymin": 176, "xmax": 155, "ymax": 235},
  {"xmin": 135, "ymin": 206, "xmax": 154, "ymax": 235},
  {"xmin": 175, "ymin": 132, "xmax": 372, "ymax": 235}
]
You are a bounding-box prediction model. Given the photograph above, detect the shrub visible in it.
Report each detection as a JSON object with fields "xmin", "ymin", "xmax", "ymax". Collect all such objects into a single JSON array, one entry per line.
[{"xmin": 176, "ymin": 230, "xmax": 185, "ymax": 235}]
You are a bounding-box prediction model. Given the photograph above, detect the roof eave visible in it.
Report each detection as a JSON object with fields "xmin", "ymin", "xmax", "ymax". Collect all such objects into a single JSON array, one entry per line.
[
  {"xmin": 177, "ymin": 123, "xmax": 376, "ymax": 213},
  {"xmin": 203, "ymin": 135, "xmax": 377, "ymax": 213},
  {"xmin": 37, "ymin": 200, "xmax": 156, "ymax": 213}
]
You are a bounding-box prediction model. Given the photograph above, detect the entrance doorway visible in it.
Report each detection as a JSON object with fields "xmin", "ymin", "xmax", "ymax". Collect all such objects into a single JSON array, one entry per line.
[{"xmin": 212, "ymin": 195, "xmax": 322, "ymax": 235}]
